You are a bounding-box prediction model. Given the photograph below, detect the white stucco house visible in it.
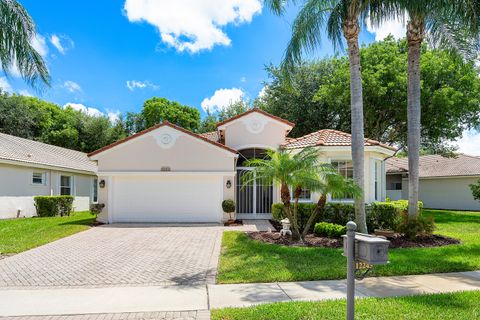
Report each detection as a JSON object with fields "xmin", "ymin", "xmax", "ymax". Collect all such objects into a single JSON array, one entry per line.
[
  {"xmin": 89, "ymin": 109, "xmax": 396, "ymax": 223},
  {"xmin": 0, "ymin": 133, "xmax": 98, "ymax": 219},
  {"xmin": 386, "ymin": 154, "xmax": 480, "ymax": 211}
]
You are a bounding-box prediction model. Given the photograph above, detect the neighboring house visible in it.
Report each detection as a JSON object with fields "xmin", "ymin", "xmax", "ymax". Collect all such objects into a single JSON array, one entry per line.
[
  {"xmin": 0, "ymin": 133, "xmax": 98, "ymax": 219},
  {"xmin": 89, "ymin": 109, "xmax": 395, "ymax": 223},
  {"xmin": 386, "ymin": 154, "xmax": 480, "ymax": 211}
]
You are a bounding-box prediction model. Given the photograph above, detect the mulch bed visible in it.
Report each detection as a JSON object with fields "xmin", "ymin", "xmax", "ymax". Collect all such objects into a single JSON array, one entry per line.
[
  {"xmin": 247, "ymin": 231, "xmax": 460, "ymax": 249},
  {"xmin": 224, "ymin": 219, "xmax": 243, "ymax": 227}
]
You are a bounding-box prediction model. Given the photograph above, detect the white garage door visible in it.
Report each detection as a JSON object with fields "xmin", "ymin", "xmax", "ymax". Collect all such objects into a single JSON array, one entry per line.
[{"xmin": 111, "ymin": 175, "xmax": 223, "ymax": 223}]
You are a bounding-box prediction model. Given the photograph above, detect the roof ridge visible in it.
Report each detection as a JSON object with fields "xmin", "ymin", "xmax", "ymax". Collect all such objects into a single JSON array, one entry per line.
[
  {"xmin": 215, "ymin": 108, "xmax": 295, "ymax": 128},
  {"xmin": 88, "ymin": 122, "xmax": 237, "ymax": 157}
]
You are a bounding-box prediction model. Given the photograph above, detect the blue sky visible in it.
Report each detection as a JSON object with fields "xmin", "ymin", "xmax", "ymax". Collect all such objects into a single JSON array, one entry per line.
[
  {"xmin": 4, "ymin": 0, "xmax": 381, "ymax": 119},
  {"xmin": 2, "ymin": 0, "xmax": 478, "ymax": 153}
]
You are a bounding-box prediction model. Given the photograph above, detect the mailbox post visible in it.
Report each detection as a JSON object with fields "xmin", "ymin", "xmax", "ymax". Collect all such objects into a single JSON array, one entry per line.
[
  {"xmin": 346, "ymin": 221, "xmax": 356, "ymax": 320},
  {"xmin": 343, "ymin": 221, "xmax": 390, "ymax": 320}
]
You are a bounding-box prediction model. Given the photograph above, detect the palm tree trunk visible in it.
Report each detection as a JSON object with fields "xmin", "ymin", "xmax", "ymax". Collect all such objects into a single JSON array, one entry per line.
[
  {"xmin": 406, "ymin": 18, "xmax": 425, "ymax": 217},
  {"xmin": 343, "ymin": 18, "xmax": 367, "ymax": 233},
  {"xmin": 281, "ymin": 182, "xmax": 300, "ymax": 239},
  {"xmin": 301, "ymin": 194, "xmax": 327, "ymax": 239}
]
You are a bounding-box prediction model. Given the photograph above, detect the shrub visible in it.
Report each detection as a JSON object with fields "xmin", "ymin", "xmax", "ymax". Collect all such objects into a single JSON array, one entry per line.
[
  {"xmin": 395, "ymin": 212, "xmax": 435, "ymax": 240},
  {"xmin": 470, "ymin": 179, "xmax": 480, "ymax": 201},
  {"xmin": 272, "ymin": 202, "xmax": 354, "ymax": 231},
  {"xmin": 272, "ymin": 200, "xmax": 425, "ymax": 233},
  {"xmin": 90, "ymin": 203, "xmax": 105, "ymax": 217},
  {"xmin": 34, "ymin": 196, "xmax": 74, "ymax": 217},
  {"xmin": 222, "ymin": 199, "xmax": 236, "ymax": 220},
  {"xmin": 314, "ymin": 222, "xmax": 347, "ymax": 238}
]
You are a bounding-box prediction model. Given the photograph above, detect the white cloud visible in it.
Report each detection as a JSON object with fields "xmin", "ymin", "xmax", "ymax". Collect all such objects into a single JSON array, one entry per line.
[
  {"xmin": 18, "ymin": 89, "xmax": 32, "ymax": 97},
  {"xmin": 454, "ymin": 130, "xmax": 480, "ymax": 156},
  {"xmin": 201, "ymin": 87, "xmax": 244, "ymax": 112},
  {"xmin": 123, "ymin": 0, "xmax": 262, "ymax": 53},
  {"xmin": 126, "ymin": 80, "xmax": 159, "ymax": 91},
  {"xmin": 0, "ymin": 77, "xmax": 13, "ymax": 93},
  {"xmin": 107, "ymin": 110, "xmax": 121, "ymax": 123},
  {"xmin": 50, "ymin": 34, "xmax": 74, "ymax": 55},
  {"xmin": 63, "ymin": 103, "xmax": 104, "ymax": 117},
  {"xmin": 366, "ymin": 15, "xmax": 407, "ymax": 41},
  {"xmin": 240, "ymin": 77, "xmax": 246, "ymax": 83},
  {"xmin": 258, "ymin": 86, "xmax": 267, "ymax": 98},
  {"xmin": 31, "ymin": 34, "xmax": 49, "ymax": 57},
  {"xmin": 62, "ymin": 80, "xmax": 82, "ymax": 93}
]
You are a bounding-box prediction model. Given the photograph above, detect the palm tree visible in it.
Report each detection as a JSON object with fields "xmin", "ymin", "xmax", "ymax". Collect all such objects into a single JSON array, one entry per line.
[
  {"xmin": 0, "ymin": 0, "xmax": 50, "ymax": 87},
  {"xmin": 265, "ymin": 0, "xmax": 370, "ymax": 232},
  {"xmin": 370, "ymin": 1, "xmax": 480, "ymax": 217},
  {"xmin": 243, "ymin": 147, "xmax": 360, "ymax": 241}
]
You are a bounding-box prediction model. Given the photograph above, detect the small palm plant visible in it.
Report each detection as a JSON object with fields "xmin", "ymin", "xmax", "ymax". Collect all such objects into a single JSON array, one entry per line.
[{"xmin": 243, "ymin": 147, "xmax": 361, "ymax": 241}]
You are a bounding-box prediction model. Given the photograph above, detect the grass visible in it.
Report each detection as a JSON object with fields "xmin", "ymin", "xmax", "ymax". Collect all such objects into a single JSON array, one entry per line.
[
  {"xmin": 217, "ymin": 210, "xmax": 480, "ymax": 283},
  {"xmin": 211, "ymin": 290, "xmax": 480, "ymax": 320},
  {"xmin": 0, "ymin": 211, "xmax": 95, "ymax": 254}
]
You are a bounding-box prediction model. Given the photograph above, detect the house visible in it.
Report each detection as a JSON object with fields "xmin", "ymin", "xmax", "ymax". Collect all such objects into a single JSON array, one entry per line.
[
  {"xmin": 0, "ymin": 133, "xmax": 98, "ymax": 219},
  {"xmin": 89, "ymin": 109, "xmax": 396, "ymax": 223},
  {"xmin": 386, "ymin": 154, "xmax": 480, "ymax": 211}
]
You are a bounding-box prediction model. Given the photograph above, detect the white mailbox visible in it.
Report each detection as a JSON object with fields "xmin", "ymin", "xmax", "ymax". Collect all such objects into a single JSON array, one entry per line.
[{"xmin": 342, "ymin": 232, "xmax": 390, "ymax": 265}]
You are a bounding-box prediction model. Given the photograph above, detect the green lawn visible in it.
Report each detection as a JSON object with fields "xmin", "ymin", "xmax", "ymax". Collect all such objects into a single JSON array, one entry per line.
[
  {"xmin": 0, "ymin": 211, "xmax": 95, "ymax": 254},
  {"xmin": 217, "ymin": 210, "xmax": 480, "ymax": 283},
  {"xmin": 211, "ymin": 290, "xmax": 480, "ymax": 320}
]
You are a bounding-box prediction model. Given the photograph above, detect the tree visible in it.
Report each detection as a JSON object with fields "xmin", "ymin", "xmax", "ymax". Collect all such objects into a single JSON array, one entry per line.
[
  {"xmin": 199, "ymin": 110, "xmax": 218, "ymax": 133},
  {"xmin": 0, "ymin": 0, "xmax": 49, "ymax": 87},
  {"xmin": 198, "ymin": 100, "xmax": 252, "ymax": 133},
  {"xmin": 371, "ymin": 1, "xmax": 480, "ymax": 217},
  {"xmin": 311, "ymin": 37, "xmax": 480, "ymax": 149},
  {"xmin": 265, "ymin": 0, "xmax": 372, "ymax": 232},
  {"xmin": 243, "ymin": 147, "xmax": 360, "ymax": 241},
  {"xmin": 258, "ymin": 61, "xmax": 349, "ymax": 137},
  {"xmin": 141, "ymin": 97, "xmax": 200, "ymax": 132}
]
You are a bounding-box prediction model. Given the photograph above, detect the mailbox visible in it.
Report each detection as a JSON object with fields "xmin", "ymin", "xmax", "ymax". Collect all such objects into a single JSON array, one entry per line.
[{"xmin": 342, "ymin": 232, "xmax": 390, "ymax": 265}]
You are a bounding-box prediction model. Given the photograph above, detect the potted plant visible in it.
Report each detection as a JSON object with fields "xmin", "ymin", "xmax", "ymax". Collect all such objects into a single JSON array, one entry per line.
[{"xmin": 222, "ymin": 199, "xmax": 236, "ymax": 225}]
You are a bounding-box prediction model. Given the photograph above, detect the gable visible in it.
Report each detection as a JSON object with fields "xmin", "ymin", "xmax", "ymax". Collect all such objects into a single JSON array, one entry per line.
[
  {"xmin": 89, "ymin": 123, "xmax": 237, "ymax": 172},
  {"xmin": 217, "ymin": 111, "xmax": 294, "ymax": 150}
]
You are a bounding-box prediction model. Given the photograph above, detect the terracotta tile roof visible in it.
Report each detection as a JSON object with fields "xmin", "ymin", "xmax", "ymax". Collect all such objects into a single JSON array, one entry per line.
[
  {"xmin": 0, "ymin": 133, "xmax": 97, "ymax": 173},
  {"xmin": 88, "ymin": 121, "xmax": 237, "ymax": 157},
  {"xmin": 215, "ymin": 108, "xmax": 295, "ymax": 128},
  {"xmin": 282, "ymin": 129, "xmax": 396, "ymax": 151},
  {"xmin": 386, "ymin": 154, "xmax": 480, "ymax": 178},
  {"xmin": 199, "ymin": 131, "xmax": 220, "ymax": 143}
]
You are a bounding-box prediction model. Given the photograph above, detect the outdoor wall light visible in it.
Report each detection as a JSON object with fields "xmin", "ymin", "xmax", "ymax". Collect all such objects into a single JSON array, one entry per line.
[
  {"xmin": 226, "ymin": 180, "xmax": 232, "ymax": 189},
  {"xmin": 99, "ymin": 180, "xmax": 106, "ymax": 188}
]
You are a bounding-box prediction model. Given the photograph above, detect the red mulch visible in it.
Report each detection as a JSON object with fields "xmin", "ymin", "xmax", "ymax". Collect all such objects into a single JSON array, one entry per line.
[{"xmin": 247, "ymin": 231, "xmax": 460, "ymax": 249}]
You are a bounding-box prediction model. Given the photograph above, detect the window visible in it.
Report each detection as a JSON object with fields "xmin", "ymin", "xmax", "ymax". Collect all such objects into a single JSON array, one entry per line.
[
  {"xmin": 331, "ymin": 160, "xmax": 354, "ymax": 200},
  {"xmin": 390, "ymin": 182, "xmax": 402, "ymax": 190},
  {"xmin": 92, "ymin": 178, "xmax": 98, "ymax": 203},
  {"xmin": 374, "ymin": 161, "xmax": 379, "ymax": 201},
  {"xmin": 32, "ymin": 172, "xmax": 45, "ymax": 185},
  {"xmin": 60, "ymin": 176, "xmax": 73, "ymax": 195},
  {"xmin": 290, "ymin": 187, "xmax": 312, "ymax": 202}
]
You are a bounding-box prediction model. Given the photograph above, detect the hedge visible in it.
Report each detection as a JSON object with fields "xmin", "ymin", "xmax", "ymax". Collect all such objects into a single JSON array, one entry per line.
[
  {"xmin": 272, "ymin": 200, "xmax": 423, "ymax": 232},
  {"xmin": 314, "ymin": 222, "xmax": 347, "ymax": 238},
  {"xmin": 34, "ymin": 196, "xmax": 74, "ymax": 217}
]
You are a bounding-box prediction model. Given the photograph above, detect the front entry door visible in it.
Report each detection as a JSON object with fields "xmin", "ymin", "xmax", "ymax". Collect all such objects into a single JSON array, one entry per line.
[{"xmin": 236, "ymin": 168, "xmax": 273, "ymax": 219}]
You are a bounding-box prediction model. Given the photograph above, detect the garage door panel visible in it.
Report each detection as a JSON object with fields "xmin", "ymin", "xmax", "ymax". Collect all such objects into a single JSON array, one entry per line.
[{"xmin": 112, "ymin": 175, "xmax": 222, "ymax": 222}]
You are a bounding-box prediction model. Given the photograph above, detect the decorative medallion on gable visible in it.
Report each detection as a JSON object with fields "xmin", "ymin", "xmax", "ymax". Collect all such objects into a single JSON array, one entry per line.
[
  {"xmin": 242, "ymin": 114, "xmax": 268, "ymax": 134},
  {"xmin": 150, "ymin": 126, "xmax": 183, "ymax": 149}
]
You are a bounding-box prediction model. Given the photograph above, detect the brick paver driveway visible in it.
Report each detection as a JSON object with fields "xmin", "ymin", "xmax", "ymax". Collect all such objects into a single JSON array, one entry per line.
[{"xmin": 0, "ymin": 225, "xmax": 223, "ymax": 288}]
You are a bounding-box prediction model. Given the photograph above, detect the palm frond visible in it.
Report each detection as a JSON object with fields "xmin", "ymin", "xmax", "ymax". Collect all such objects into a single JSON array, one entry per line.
[
  {"xmin": 0, "ymin": 0, "xmax": 50, "ymax": 88},
  {"xmin": 281, "ymin": 0, "xmax": 338, "ymax": 80}
]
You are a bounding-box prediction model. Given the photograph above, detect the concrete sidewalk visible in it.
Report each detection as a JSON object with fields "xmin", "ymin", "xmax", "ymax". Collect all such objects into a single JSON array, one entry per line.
[
  {"xmin": 207, "ymin": 271, "xmax": 480, "ymax": 309},
  {"xmin": 0, "ymin": 271, "xmax": 479, "ymax": 318}
]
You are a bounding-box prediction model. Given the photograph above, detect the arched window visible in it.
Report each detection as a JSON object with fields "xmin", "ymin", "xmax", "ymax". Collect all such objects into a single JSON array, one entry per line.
[{"xmin": 236, "ymin": 148, "xmax": 270, "ymax": 167}]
